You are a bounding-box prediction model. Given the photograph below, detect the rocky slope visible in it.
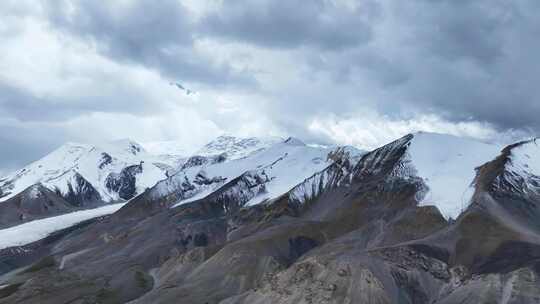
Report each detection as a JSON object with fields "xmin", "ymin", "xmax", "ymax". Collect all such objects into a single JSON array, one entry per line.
[
  {"xmin": 0, "ymin": 184, "xmax": 74, "ymax": 229},
  {"xmin": 0, "ymin": 133, "xmax": 539, "ymax": 303}
]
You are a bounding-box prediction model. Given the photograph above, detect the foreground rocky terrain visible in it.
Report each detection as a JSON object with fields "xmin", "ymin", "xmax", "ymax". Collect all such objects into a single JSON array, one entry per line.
[{"xmin": 0, "ymin": 133, "xmax": 539, "ymax": 303}]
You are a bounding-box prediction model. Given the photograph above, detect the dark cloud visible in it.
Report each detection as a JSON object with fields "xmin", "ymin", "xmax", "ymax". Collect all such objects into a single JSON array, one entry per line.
[
  {"xmin": 35, "ymin": 0, "xmax": 540, "ymax": 133},
  {"xmin": 47, "ymin": 0, "xmax": 193, "ymax": 57},
  {"xmin": 385, "ymin": 0, "xmax": 540, "ymax": 130},
  {"xmin": 46, "ymin": 0, "xmax": 253, "ymax": 85},
  {"xmin": 200, "ymin": 0, "xmax": 379, "ymax": 50},
  {"xmin": 42, "ymin": 0, "xmax": 540, "ymax": 134},
  {"xmin": 280, "ymin": 0, "xmax": 540, "ymax": 133},
  {"xmin": 396, "ymin": 0, "xmax": 511, "ymax": 65}
]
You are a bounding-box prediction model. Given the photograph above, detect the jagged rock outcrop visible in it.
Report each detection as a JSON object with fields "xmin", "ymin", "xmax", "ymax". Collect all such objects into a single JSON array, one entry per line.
[
  {"xmin": 58, "ymin": 172, "xmax": 102, "ymax": 207},
  {"xmin": 105, "ymin": 163, "xmax": 144, "ymax": 200}
]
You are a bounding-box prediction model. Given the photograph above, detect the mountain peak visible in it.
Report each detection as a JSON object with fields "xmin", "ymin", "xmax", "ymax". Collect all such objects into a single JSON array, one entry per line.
[
  {"xmin": 0, "ymin": 137, "xmax": 168, "ymax": 204},
  {"xmin": 197, "ymin": 135, "xmax": 282, "ymax": 160},
  {"xmin": 53, "ymin": 142, "xmax": 93, "ymax": 155},
  {"xmin": 283, "ymin": 137, "xmax": 305, "ymax": 146},
  {"xmin": 102, "ymin": 138, "xmax": 145, "ymax": 156},
  {"xmin": 356, "ymin": 132, "xmax": 501, "ymax": 219}
]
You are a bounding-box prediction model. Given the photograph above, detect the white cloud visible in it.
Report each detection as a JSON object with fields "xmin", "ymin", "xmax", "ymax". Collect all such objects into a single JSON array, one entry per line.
[{"xmin": 308, "ymin": 112, "xmax": 503, "ymax": 150}]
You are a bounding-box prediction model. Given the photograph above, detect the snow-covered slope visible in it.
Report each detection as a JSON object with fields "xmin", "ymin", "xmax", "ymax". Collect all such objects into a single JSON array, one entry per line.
[
  {"xmin": 280, "ymin": 132, "xmax": 501, "ymax": 219},
  {"xmin": 134, "ymin": 132, "xmax": 503, "ymax": 219},
  {"xmin": 508, "ymin": 139, "xmax": 540, "ymax": 177},
  {"xmin": 0, "ymin": 203, "xmax": 125, "ymax": 250},
  {"xmin": 142, "ymin": 137, "xmax": 336, "ymax": 209},
  {"xmin": 369, "ymin": 132, "xmax": 501, "ymax": 219},
  {"xmin": 141, "ymin": 136, "xmax": 282, "ymax": 175},
  {"xmin": 0, "ymin": 140, "xmax": 170, "ymax": 205},
  {"xmin": 196, "ymin": 135, "xmax": 283, "ymax": 160},
  {"xmin": 406, "ymin": 132, "xmax": 502, "ymax": 218},
  {"xmin": 141, "ymin": 140, "xmax": 191, "ymax": 170},
  {"xmin": 495, "ymin": 138, "xmax": 540, "ymax": 196}
]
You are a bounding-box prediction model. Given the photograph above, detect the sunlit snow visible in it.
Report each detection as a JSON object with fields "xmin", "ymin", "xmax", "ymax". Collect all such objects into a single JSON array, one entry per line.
[
  {"xmin": 408, "ymin": 132, "xmax": 501, "ymax": 219},
  {"xmin": 0, "ymin": 140, "xmax": 169, "ymax": 203},
  {"xmin": 170, "ymin": 138, "xmax": 333, "ymax": 208}
]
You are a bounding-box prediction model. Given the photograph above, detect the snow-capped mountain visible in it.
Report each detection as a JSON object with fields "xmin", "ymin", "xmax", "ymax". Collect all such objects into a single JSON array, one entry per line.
[
  {"xmin": 134, "ymin": 137, "xmax": 343, "ymax": 212},
  {"xmin": 195, "ymin": 135, "xmax": 283, "ymax": 160},
  {"xmin": 348, "ymin": 132, "xmax": 502, "ymax": 219},
  {"xmin": 398, "ymin": 132, "xmax": 502, "ymax": 218},
  {"xmin": 140, "ymin": 136, "xmax": 284, "ymax": 176},
  {"xmin": 0, "ymin": 132, "xmax": 508, "ymax": 224},
  {"xmin": 3, "ymin": 133, "xmax": 540, "ymax": 303},
  {"xmin": 159, "ymin": 138, "xmax": 338, "ymax": 206},
  {"xmin": 0, "ymin": 139, "xmax": 170, "ymax": 206},
  {"xmin": 141, "ymin": 140, "xmax": 191, "ymax": 170},
  {"xmin": 274, "ymin": 132, "xmax": 501, "ymax": 220}
]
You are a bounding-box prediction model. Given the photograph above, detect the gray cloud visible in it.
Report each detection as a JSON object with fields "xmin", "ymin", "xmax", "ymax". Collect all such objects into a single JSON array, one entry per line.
[
  {"xmin": 200, "ymin": 0, "xmax": 379, "ymax": 50},
  {"xmin": 385, "ymin": 0, "xmax": 540, "ymax": 130},
  {"xmin": 186, "ymin": 0, "xmax": 540, "ymax": 135},
  {"xmin": 47, "ymin": 0, "xmax": 193, "ymax": 56},
  {"xmin": 1, "ymin": 0, "xmax": 540, "ymax": 173},
  {"xmin": 276, "ymin": 0, "xmax": 540, "ymax": 133},
  {"xmin": 46, "ymin": 0, "xmax": 253, "ymax": 86},
  {"xmin": 398, "ymin": 0, "xmax": 510, "ymax": 65}
]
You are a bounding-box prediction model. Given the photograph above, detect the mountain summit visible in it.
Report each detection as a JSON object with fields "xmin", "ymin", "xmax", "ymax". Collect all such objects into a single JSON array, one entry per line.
[{"xmin": 0, "ymin": 140, "xmax": 169, "ymax": 208}]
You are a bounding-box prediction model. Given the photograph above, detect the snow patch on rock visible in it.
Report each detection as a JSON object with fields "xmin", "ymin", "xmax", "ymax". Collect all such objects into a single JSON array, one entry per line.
[
  {"xmin": 407, "ymin": 132, "xmax": 501, "ymax": 219},
  {"xmin": 0, "ymin": 203, "xmax": 126, "ymax": 250},
  {"xmin": 498, "ymin": 139, "xmax": 540, "ymax": 196}
]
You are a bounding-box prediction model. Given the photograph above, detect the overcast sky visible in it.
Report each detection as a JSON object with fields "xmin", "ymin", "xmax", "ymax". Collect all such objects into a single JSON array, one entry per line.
[{"xmin": 0, "ymin": 0, "xmax": 538, "ymax": 173}]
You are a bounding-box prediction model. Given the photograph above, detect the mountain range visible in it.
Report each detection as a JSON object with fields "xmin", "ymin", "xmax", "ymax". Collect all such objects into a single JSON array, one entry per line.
[{"xmin": 0, "ymin": 133, "xmax": 539, "ymax": 303}]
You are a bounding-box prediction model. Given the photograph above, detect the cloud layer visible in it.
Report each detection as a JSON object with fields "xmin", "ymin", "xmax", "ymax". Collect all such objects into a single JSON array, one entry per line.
[{"xmin": 0, "ymin": 0, "xmax": 538, "ymax": 171}]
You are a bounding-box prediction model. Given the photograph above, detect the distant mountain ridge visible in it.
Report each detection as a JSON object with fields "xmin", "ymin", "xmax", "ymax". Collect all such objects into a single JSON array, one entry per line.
[
  {"xmin": 2, "ymin": 133, "xmax": 540, "ymax": 303},
  {"xmin": 0, "ymin": 135, "xmax": 336, "ymax": 227},
  {"xmin": 196, "ymin": 135, "xmax": 284, "ymax": 159},
  {"xmin": 0, "ymin": 140, "xmax": 168, "ymax": 206}
]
